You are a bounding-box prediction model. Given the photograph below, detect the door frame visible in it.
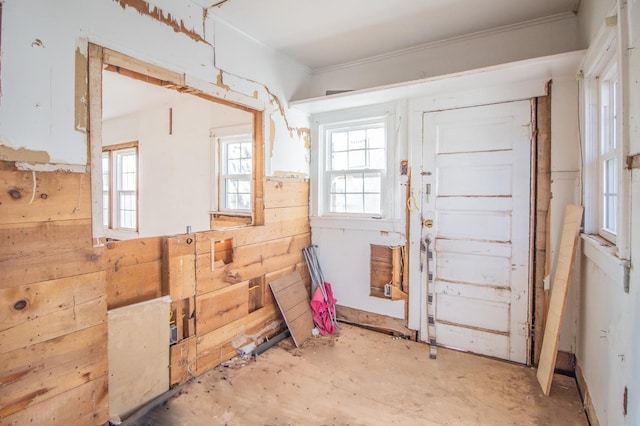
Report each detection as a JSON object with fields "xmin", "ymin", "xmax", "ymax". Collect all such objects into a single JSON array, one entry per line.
[{"xmin": 406, "ymin": 82, "xmax": 551, "ymax": 366}]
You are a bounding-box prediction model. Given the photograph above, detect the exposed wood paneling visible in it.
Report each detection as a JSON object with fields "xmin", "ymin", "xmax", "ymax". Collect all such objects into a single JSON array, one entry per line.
[
  {"xmin": 196, "ymin": 233, "xmax": 310, "ymax": 294},
  {"xmin": 196, "ymin": 282, "xmax": 249, "ymax": 335},
  {"xmin": 0, "ymin": 219, "xmax": 102, "ymax": 288},
  {"xmin": 263, "ymin": 178, "xmax": 309, "ymax": 208},
  {"xmin": 0, "ymin": 324, "xmax": 107, "ymax": 417},
  {"xmin": 163, "ymin": 234, "xmax": 196, "ymax": 301},
  {"xmin": 537, "ymin": 205, "xmax": 583, "ymax": 395},
  {"xmin": 0, "ymin": 272, "xmax": 106, "ymax": 355},
  {"xmin": 170, "ymin": 338, "xmax": 197, "ymax": 387},
  {"xmin": 103, "ymin": 237, "xmax": 163, "ymax": 269},
  {"xmin": 1, "ymin": 271, "xmax": 105, "ymax": 332},
  {"xmin": 268, "ymin": 271, "xmax": 314, "ymax": 347},
  {"xmin": 107, "ymin": 260, "xmax": 162, "ymax": 309},
  {"xmin": 0, "ymin": 375, "xmax": 109, "ymax": 425},
  {"xmin": 171, "ymin": 297, "xmax": 195, "ymax": 342},
  {"xmin": 0, "ymin": 170, "xmax": 91, "ymax": 224},
  {"xmin": 196, "ymin": 305, "xmax": 282, "ymax": 375}
]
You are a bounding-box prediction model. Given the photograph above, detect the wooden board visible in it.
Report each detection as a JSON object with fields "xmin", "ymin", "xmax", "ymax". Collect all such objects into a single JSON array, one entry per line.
[
  {"xmin": 163, "ymin": 235, "xmax": 196, "ymax": 301},
  {"xmin": 336, "ymin": 305, "xmax": 414, "ymax": 338},
  {"xmin": 196, "ymin": 281, "xmax": 249, "ymax": 335},
  {"xmin": 0, "ymin": 324, "xmax": 107, "ymax": 417},
  {"xmin": 170, "ymin": 337, "xmax": 197, "ymax": 387},
  {"xmin": 268, "ymin": 271, "xmax": 313, "ymax": 348},
  {"xmin": 107, "ymin": 260, "xmax": 162, "ymax": 309},
  {"xmin": 537, "ymin": 205, "xmax": 583, "ymax": 395},
  {"xmin": 0, "ymin": 271, "xmax": 107, "ymax": 354},
  {"xmin": 108, "ymin": 297, "xmax": 170, "ymax": 419}
]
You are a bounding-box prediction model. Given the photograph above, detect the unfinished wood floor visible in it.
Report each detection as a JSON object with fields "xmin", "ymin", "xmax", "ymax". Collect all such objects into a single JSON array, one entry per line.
[{"xmin": 137, "ymin": 325, "xmax": 586, "ymax": 425}]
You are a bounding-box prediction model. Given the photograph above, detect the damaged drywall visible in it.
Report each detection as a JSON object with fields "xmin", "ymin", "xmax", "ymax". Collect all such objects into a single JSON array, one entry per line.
[{"xmin": 113, "ymin": 0, "xmax": 207, "ymax": 43}]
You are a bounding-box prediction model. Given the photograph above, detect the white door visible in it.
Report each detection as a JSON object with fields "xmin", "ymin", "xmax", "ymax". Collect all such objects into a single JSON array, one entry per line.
[{"xmin": 421, "ymin": 100, "xmax": 531, "ymax": 364}]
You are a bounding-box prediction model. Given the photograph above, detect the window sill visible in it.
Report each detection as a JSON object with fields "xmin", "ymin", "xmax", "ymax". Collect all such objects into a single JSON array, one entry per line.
[
  {"xmin": 581, "ymin": 234, "xmax": 630, "ymax": 292},
  {"xmin": 310, "ymin": 215, "xmax": 402, "ymax": 233}
]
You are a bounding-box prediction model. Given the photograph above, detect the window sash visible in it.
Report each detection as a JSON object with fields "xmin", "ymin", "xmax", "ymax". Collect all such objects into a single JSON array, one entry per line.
[
  {"xmin": 219, "ymin": 136, "xmax": 253, "ymax": 212},
  {"xmin": 103, "ymin": 145, "xmax": 138, "ymax": 231}
]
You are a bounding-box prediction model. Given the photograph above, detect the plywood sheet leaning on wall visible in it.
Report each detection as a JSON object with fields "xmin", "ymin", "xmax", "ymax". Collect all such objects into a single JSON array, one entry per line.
[
  {"xmin": 108, "ymin": 296, "xmax": 171, "ymax": 420},
  {"xmin": 537, "ymin": 205, "xmax": 583, "ymax": 395},
  {"xmin": 269, "ymin": 270, "xmax": 314, "ymax": 347}
]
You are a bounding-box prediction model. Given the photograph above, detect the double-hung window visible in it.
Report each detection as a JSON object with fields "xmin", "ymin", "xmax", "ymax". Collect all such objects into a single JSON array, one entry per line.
[
  {"xmin": 598, "ymin": 60, "xmax": 620, "ymax": 242},
  {"xmin": 102, "ymin": 142, "xmax": 138, "ymax": 231},
  {"xmin": 325, "ymin": 120, "xmax": 386, "ymax": 215},
  {"xmin": 219, "ymin": 135, "xmax": 252, "ymax": 212}
]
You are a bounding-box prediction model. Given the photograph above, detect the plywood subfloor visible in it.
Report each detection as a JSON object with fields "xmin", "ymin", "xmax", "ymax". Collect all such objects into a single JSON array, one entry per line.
[{"xmin": 137, "ymin": 325, "xmax": 586, "ymax": 425}]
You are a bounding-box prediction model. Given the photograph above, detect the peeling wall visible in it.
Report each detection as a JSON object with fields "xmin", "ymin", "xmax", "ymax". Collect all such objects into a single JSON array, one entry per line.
[{"xmin": 0, "ymin": 0, "xmax": 310, "ymax": 176}]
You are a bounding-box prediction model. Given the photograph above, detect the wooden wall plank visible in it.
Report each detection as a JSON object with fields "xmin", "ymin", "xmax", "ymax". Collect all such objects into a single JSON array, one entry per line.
[
  {"xmin": 1, "ymin": 271, "xmax": 105, "ymax": 332},
  {"xmin": 107, "ymin": 260, "xmax": 162, "ymax": 310},
  {"xmin": 0, "ymin": 324, "xmax": 107, "ymax": 417},
  {"xmin": 196, "ymin": 233, "xmax": 310, "ymax": 294},
  {"xmin": 269, "ymin": 271, "xmax": 314, "ymax": 348},
  {"xmin": 163, "ymin": 235, "xmax": 196, "ymax": 301},
  {"xmin": 0, "ymin": 220, "xmax": 103, "ymax": 288},
  {"xmin": 196, "ymin": 282, "xmax": 249, "ymax": 335},
  {"xmin": 196, "ymin": 305, "xmax": 282, "ymax": 375},
  {"xmin": 0, "ymin": 170, "xmax": 91, "ymax": 225},
  {"xmin": 170, "ymin": 337, "xmax": 197, "ymax": 387},
  {"xmin": 103, "ymin": 237, "xmax": 163, "ymax": 269},
  {"xmin": 0, "ymin": 375, "xmax": 109, "ymax": 425},
  {"xmin": 0, "ymin": 272, "xmax": 106, "ymax": 355},
  {"xmin": 263, "ymin": 178, "xmax": 309, "ymax": 208},
  {"xmin": 537, "ymin": 205, "xmax": 583, "ymax": 395}
]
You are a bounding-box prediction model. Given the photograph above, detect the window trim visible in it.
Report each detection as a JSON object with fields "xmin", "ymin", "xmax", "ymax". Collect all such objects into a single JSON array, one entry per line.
[
  {"xmin": 580, "ymin": 8, "xmax": 630, "ymax": 260},
  {"xmin": 102, "ymin": 141, "xmax": 139, "ymax": 233},
  {"xmin": 312, "ymin": 105, "xmax": 396, "ymax": 220}
]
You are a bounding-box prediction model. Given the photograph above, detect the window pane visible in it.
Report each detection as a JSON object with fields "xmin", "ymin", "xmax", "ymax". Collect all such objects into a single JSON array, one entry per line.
[
  {"xmin": 227, "ymin": 178, "xmax": 238, "ymax": 192},
  {"xmin": 228, "ymin": 143, "xmax": 241, "ymax": 159},
  {"xmin": 238, "ymin": 179, "xmax": 251, "ymax": 194},
  {"xmin": 228, "ymin": 159, "xmax": 241, "ymax": 174},
  {"xmin": 348, "ymin": 130, "xmax": 366, "ymax": 150},
  {"xmin": 238, "ymin": 194, "xmax": 251, "ymax": 210},
  {"xmin": 330, "ymin": 174, "xmax": 346, "ymax": 192},
  {"xmin": 603, "ymin": 158, "xmax": 617, "ymax": 233},
  {"xmin": 331, "ymin": 193, "xmax": 346, "ymax": 213},
  {"xmin": 368, "ymin": 127, "xmax": 385, "ymax": 148},
  {"xmin": 369, "ymin": 148, "xmax": 386, "ymax": 169},
  {"xmin": 348, "ymin": 150, "xmax": 366, "ymax": 169},
  {"xmin": 364, "ymin": 194, "xmax": 381, "ymax": 214},
  {"xmin": 331, "ymin": 152, "xmax": 348, "ymax": 170},
  {"xmin": 331, "ymin": 131, "xmax": 348, "ymax": 152},
  {"xmin": 345, "ymin": 174, "xmax": 363, "ymax": 192},
  {"xmin": 240, "ymin": 159, "xmax": 252, "ymax": 174},
  {"xmin": 363, "ymin": 173, "xmax": 381, "ymax": 192},
  {"xmin": 226, "ymin": 193, "xmax": 238, "ymax": 210},
  {"xmin": 241, "ymin": 142, "xmax": 252, "ymax": 158},
  {"xmin": 345, "ymin": 194, "xmax": 363, "ymax": 213}
]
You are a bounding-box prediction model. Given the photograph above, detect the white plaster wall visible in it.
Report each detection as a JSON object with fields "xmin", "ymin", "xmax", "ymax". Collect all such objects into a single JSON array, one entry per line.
[
  {"xmin": 578, "ymin": 0, "xmax": 618, "ymax": 48},
  {"xmin": 0, "ymin": 0, "xmax": 310, "ymax": 174},
  {"xmin": 303, "ymin": 14, "xmax": 580, "ymax": 99}
]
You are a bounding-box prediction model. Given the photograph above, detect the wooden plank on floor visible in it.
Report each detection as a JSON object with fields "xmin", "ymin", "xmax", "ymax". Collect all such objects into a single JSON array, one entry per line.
[
  {"xmin": 0, "ymin": 375, "xmax": 109, "ymax": 425},
  {"xmin": 196, "ymin": 282, "xmax": 249, "ymax": 335},
  {"xmin": 0, "ymin": 272, "xmax": 107, "ymax": 355},
  {"xmin": 336, "ymin": 305, "xmax": 414, "ymax": 338},
  {"xmin": 269, "ymin": 270, "xmax": 313, "ymax": 348},
  {"xmin": 0, "ymin": 324, "xmax": 108, "ymax": 417},
  {"xmin": 537, "ymin": 205, "xmax": 583, "ymax": 395}
]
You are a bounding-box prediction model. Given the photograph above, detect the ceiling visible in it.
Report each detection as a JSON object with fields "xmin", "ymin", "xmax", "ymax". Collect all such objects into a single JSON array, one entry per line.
[{"xmin": 197, "ymin": 0, "xmax": 581, "ymax": 70}]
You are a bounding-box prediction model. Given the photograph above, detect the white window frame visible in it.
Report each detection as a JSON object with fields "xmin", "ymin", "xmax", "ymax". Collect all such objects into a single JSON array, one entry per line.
[
  {"xmin": 217, "ymin": 134, "xmax": 255, "ymax": 215},
  {"xmin": 581, "ymin": 9, "xmax": 630, "ymax": 261},
  {"xmin": 102, "ymin": 143, "xmax": 138, "ymax": 232}
]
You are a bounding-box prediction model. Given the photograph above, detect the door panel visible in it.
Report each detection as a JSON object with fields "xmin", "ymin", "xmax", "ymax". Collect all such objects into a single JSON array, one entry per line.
[{"xmin": 421, "ymin": 100, "xmax": 531, "ymax": 364}]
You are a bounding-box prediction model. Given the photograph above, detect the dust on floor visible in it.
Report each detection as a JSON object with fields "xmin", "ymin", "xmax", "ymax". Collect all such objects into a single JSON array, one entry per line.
[{"xmin": 136, "ymin": 324, "xmax": 587, "ymax": 425}]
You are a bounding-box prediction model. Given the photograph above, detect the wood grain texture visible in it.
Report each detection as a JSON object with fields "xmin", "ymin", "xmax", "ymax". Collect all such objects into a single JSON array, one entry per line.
[
  {"xmin": 196, "ymin": 305, "xmax": 282, "ymax": 375},
  {"xmin": 336, "ymin": 305, "xmax": 414, "ymax": 338},
  {"xmin": 0, "ymin": 170, "xmax": 91, "ymax": 225},
  {"xmin": 170, "ymin": 337, "xmax": 197, "ymax": 387},
  {"xmin": 163, "ymin": 235, "xmax": 196, "ymax": 301},
  {"xmin": 268, "ymin": 271, "xmax": 313, "ymax": 348},
  {"xmin": 107, "ymin": 260, "xmax": 162, "ymax": 310},
  {"xmin": 537, "ymin": 205, "xmax": 583, "ymax": 395},
  {"xmin": 0, "ymin": 272, "xmax": 107, "ymax": 355},
  {"xmin": 0, "ymin": 375, "xmax": 109, "ymax": 426},
  {"xmin": 196, "ymin": 281, "xmax": 249, "ymax": 335},
  {"xmin": 0, "ymin": 325, "xmax": 107, "ymax": 417}
]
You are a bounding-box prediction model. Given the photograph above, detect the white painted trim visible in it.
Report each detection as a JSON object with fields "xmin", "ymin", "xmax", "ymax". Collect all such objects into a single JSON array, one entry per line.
[
  {"xmin": 581, "ymin": 234, "xmax": 630, "ymax": 292},
  {"xmin": 292, "ymin": 51, "xmax": 584, "ymax": 114},
  {"xmin": 313, "ymin": 12, "xmax": 576, "ymax": 75}
]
